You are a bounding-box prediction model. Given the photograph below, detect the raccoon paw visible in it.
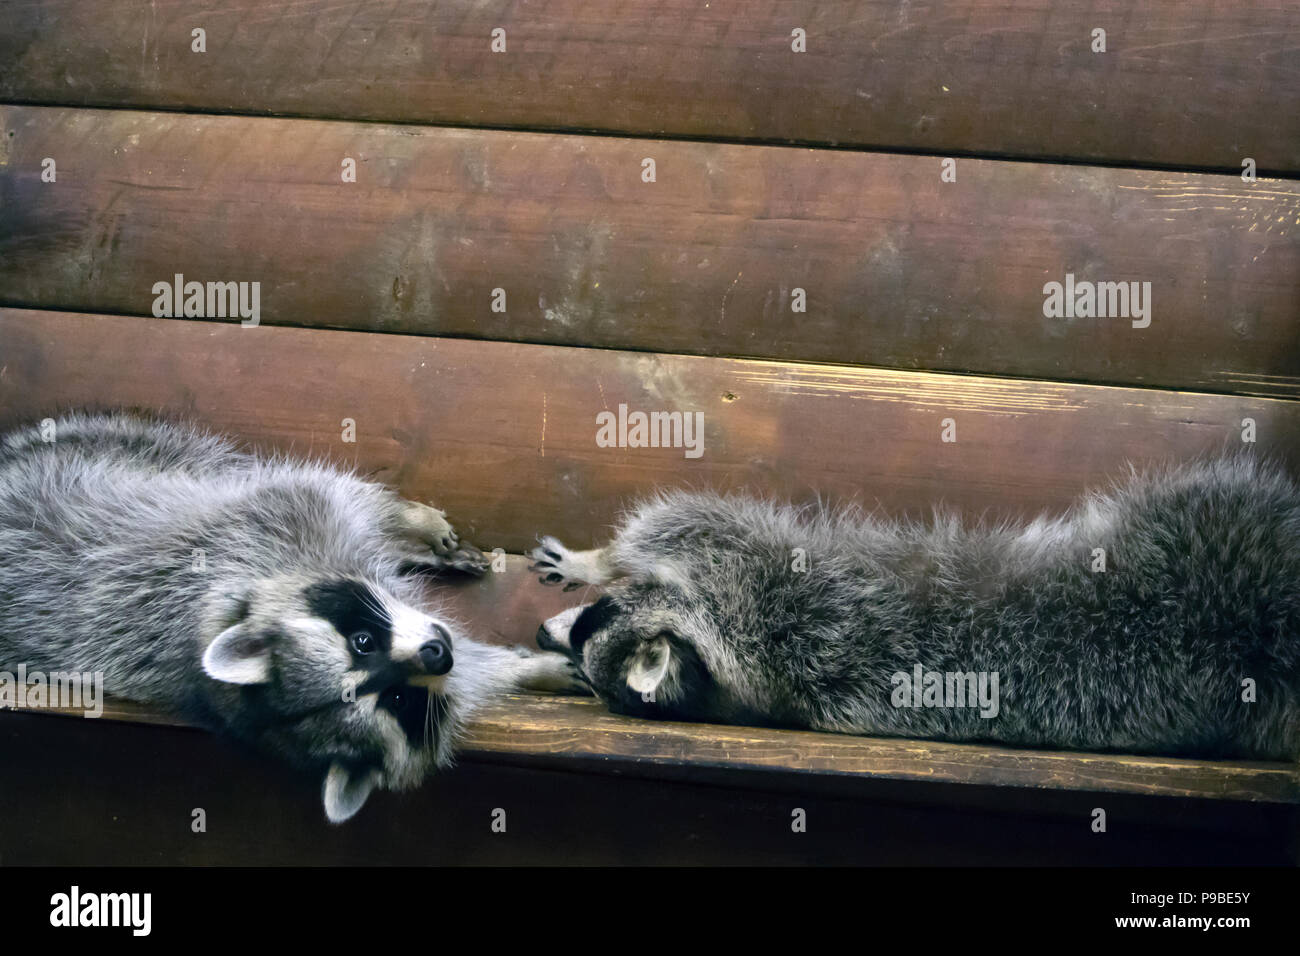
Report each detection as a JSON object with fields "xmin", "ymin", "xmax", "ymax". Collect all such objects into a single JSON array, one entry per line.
[
  {"xmin": 515, "ymin": 649, "xmax": 592, "ymax": 696},
  {"xmin": 527, "ymin": 536, "xmax": 587, "ymax": 591},
  {"xmin": 437, "ymin": 542, "xmax": 491, "ymax": 575},
  {"xmin": 399, "ymin": 541, "xmax": 490, "ymax": 578},
  {"xmin": 398, "ymin": 501, "xmax": 461, "ymax": 555}
]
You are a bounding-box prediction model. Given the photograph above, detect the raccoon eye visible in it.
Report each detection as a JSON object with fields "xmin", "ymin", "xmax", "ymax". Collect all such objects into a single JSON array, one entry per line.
[{"xmin": 350, "ymin": 631, "xmax": 376, "ymax": 655}]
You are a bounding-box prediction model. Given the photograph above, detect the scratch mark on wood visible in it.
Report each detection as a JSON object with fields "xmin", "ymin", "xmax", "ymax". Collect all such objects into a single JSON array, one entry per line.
[{"xmin": 720, "ymin": 269, "xmax": 742, "ymax": 326}]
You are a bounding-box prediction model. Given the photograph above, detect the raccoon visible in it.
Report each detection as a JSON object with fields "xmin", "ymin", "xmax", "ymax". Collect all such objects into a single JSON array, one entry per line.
[
  {"xmin": 0, "ymin": 411, "xmax": 583, "ymax": 822},
  {"xmin": 533, "ymin": 456, "xmax": 1300, "ymax": 761}
]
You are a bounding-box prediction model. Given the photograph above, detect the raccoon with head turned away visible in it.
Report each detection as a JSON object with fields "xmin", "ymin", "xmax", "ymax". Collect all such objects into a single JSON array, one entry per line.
[{"xmin": 533, "ymin": 456, "xmax": 1300, "ymax": 762}]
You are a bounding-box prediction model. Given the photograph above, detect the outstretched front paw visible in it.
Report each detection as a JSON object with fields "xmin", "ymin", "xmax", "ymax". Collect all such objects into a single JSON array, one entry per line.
[
  {"xmin": 513, "ymin": 647, "xmax": 592, "ymax": 696},
  {"xmin": 399, "ymin": 502, "xmax": 460, "ymax": 555},
  {"xmin": 528, "ymin": 535, "xmax": 587, "ymax": 591},
  {"xmin": 396, "ymin": 501, "xmax": 489, "ymax": 576}
]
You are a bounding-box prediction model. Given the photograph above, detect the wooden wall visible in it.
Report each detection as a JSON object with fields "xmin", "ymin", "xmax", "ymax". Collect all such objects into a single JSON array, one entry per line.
[
  {"xmin": 1, "ymin": 106, "xmax": 1298, "ymax": 394},
  {"xmin": 3, "ymin": 308, "xmax": 1300, "ymax": 552},
  {"xmin": 2, "ymin": 1, "xmax": 1297, "ymax": 171}
]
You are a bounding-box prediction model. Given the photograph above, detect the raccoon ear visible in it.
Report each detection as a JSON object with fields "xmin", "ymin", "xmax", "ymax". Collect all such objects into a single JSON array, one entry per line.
[
  {"xmin": 323, "ymin": 763, "xmax": 379, "ymax": 824},
  {"xmin": 202, "ymin": 624, "xmax": 272, "ymax": 685},
  {"xmin": 626, "ymin": 633, "xmax": 674, "ymax": 696}
]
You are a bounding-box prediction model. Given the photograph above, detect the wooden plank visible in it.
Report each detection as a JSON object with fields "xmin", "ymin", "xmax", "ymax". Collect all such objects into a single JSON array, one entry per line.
[
  {"xmin": 7, "ymin": 310, "xmax": 1300, "ymax": 554},
  {"xmin": 465, "ymin": 696, "xmax": 1300, "ymax": 804},
  {"xmin": 17, "ymin": 689, "xmax": 1300, "ymax": 804},
  {"xmin": 4, "ymin": 308, "xmax": 1300, "ymax": 553},
  {"xmin": 0, "ymin": 1, "xmax": 1297, "ymax": 171},
  {"xmin": 1, "ymin": 106, "xmax": 1299, "ymax": 395}
]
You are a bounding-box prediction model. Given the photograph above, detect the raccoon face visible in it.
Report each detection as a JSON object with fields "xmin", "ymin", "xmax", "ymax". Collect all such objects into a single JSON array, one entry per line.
[
  {"xmin": 200, "ymin": 576, "xmax": 458, "ymax": 822},
  {"xmin": 537, "ymin": 587, "xmax": 717, "ymax": 722}
]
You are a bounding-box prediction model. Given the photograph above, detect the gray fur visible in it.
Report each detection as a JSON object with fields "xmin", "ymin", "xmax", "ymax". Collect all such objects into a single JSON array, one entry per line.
[
  {"xmin": 534, "ymin": 455, "xmax": 1300, "ymax": 760},
  {"xmin": 0, "ymin": 411, "xmax": 583, "ymax": 821}
]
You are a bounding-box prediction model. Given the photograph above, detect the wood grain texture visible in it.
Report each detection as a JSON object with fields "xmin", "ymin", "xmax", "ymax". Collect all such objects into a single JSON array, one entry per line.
[
  {"xmin": 0, "ymin": 1, "xmax": 1297, "ymax": 171},
  {"xmin": 3, "ymin": 308, "xmax": 1300, "ymax": 553},
  {"xmin": 1, "ymin": 106, "xmax": 1298, "ymax": 395},
  {"xmin": 17, "ymin": 692, "xmax": 1300, "ymax": 804},
  {"xmin": 464, "ymin": 696, "xmax": 1300, "ymax": 804}
]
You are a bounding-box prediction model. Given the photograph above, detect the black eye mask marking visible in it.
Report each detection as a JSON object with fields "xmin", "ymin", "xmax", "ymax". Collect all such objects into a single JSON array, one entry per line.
[
  {"xmin": 568, "ymin": 595, "xmax": 621, "ymax": 659},
  {"xmin": 378, "ymin": 684, "xmax": 434, "ymax": 748},
  {"xmin": 304, "ymin": 579, "xmax": 393, "ymax": 661}
]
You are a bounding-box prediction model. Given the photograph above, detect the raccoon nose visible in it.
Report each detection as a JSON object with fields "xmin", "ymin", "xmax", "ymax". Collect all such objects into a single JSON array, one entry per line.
[
  {"xmin": 419, "ymin": 630, "xmax": 453, "ymax": 675},
  {"xmin": 536, "ymin": 623, "xmax": 562, "ymax": 652}
]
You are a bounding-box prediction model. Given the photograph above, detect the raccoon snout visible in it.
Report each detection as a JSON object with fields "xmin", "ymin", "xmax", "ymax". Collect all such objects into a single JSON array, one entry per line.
[
  {"xmin": 537, "ymin": 604, "xmax": 590, "ymax": 653},
  {"xmin": 419, "ymin": 629, "xmax": 453, "ymax": 675},
  {"xmin": 535, "ymin": 623, "xmax": 563, "ymax": 652}
]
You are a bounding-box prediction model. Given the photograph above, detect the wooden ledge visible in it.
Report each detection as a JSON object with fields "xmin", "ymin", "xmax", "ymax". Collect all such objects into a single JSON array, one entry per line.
[{"xmin": 10, "ymin": 692, "xmax": 1299, "ymax": 805}]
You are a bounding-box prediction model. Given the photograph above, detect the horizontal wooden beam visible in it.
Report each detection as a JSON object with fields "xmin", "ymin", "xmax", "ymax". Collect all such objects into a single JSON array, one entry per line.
[
  {"xmin": 4, "ymin": 308, "xmax": 1300, "ymax": 553},
  {"xmin": 465, "ymin": 697, "xmax": 1300, "ymax": 804},
  {"xmin": 1, "ymin": 106, "xmax": 1298, "ymax": 394},
  {"xmin": 0, "ymin": 1, "xmax": 1296, "ymax": 171},
  {"xmin": 17, "ymin": 689, "xmax": 1300, "ymax": 804}
]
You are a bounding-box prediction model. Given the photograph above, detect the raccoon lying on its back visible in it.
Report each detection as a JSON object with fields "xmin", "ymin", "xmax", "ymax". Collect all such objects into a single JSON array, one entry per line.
[
  {"xmin": 533, "ymin": 457, "xmax": 1300, "ymax": 761},
  {"xmin": 0, "ymin": 412, "xmax": 582, "ymax": 822}
]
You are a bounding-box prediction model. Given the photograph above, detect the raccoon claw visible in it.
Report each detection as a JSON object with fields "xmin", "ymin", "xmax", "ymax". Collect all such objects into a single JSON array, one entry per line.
[
  {"xmin": 536, "ymin": 535, "xmax": 565, "ymax": 559},
  {"xmin": 516, "ymin": 650, "xmax": 593, "ymax": 696},
  {"xmin": 398, "ymin": 502, "xmax": 463, "ymax": 556},
  {"xmin": 441, "ymin": 543, "xmax": 489, "ymax": 576},
  {"xmin": 529, "ymin": 537, "xmax": 572, "ymax": 586},
  {"xmin": 560, "ymin": 662, "xmax": 594, "ymax": 696},
  {"xmin": 400, "ymin": 541, "xmax": 489, "ymax": 578}
]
